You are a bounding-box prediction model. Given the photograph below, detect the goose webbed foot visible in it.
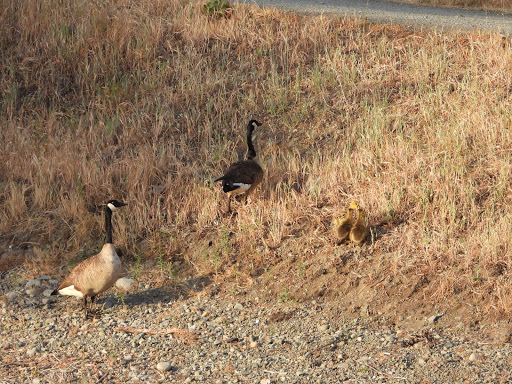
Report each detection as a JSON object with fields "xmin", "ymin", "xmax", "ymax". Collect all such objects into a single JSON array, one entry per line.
[{"xmin": 85, "ymin": 309, "xmax": 102, "ymax": 319}]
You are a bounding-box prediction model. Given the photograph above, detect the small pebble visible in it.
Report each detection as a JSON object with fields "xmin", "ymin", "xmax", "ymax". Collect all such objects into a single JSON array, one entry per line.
[
  {"xmin": 26, "ymin": 347, "xmax": 39, "ymax": 357},
  {"xmin": 156, "ymin": 362, "xmax": 172, "ymax": 372},
  {"xmin": 469, "ymin": 353, "xmax": 482, "ymax": 362},
  {"xmin": 5, "ymin": 292, "xmax": 18, "ymax": 301},
  {"xmin": 318, "ymin": 324, "xmax": 329, "ymax": 332}
]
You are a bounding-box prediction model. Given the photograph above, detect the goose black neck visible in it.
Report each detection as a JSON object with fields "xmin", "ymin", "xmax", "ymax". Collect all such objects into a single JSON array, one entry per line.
[
  {"xmin": 246, "ymin": 127, "xmax": 257, "ymax": 160},
  {"xmin": 105, "ymin": 206, "xmax": 113, "ymax": 244}
]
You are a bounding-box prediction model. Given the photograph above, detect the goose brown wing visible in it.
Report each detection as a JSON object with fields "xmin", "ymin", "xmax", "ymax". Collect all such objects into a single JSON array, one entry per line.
[{"xmin": 53, "ymin": 254, "xmax": 100, "ymax": 293}]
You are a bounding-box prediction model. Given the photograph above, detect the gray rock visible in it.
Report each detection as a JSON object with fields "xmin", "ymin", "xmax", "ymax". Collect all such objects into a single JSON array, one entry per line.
[
  {"xmin": 115, "ymin": 278, "xmax": 134, "ymax": 291},
  {"xmin": 26, "ymin": 279, "xmax": 41, "ymax": 288},
  {"xmin": 25, "ymin": 289, "xmax": 37, "ymax": 297},
  {"xmin": 156, "ymin": 361, "xmax": 172, "ymax": 372},
  {"xmin": 38, "ymin": 274, "xmax": 52, "ymax": 280},
  {"xmin": 5, "ymin": 291, "xmax": 18, "ymax": 301},
  {"xmin": 41, "ymin": 297, "xmax": 55, "ymax": 305},
  {"xmin": 43, "ymin": 289, "xmax": 54, "ymax": 297}
]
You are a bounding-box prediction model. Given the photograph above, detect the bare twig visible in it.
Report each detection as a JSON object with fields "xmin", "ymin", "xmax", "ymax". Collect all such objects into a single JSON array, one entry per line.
[
  {"xmin": 304, "ymin": 338, "xmax": 339, "ymax": 358},
  {"xmin": 115, "ymin": 325, "xmax": 191, "ymax": 336},
  {"xmin": 94, "ymin": 372, "xmax": 109, "ymax": 384}
]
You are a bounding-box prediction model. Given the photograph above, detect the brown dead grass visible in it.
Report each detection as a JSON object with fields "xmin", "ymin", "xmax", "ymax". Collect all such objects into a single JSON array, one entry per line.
[{"xmin": 2, "ymin": 0, "xmax": 512, "ymax": 321}]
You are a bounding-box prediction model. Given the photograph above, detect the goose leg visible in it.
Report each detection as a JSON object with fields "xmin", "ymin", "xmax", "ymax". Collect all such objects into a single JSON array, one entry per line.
[
  {"xmin": 89, "ymin": 296, "xmax": 102, "ymax": 318},
  {"xmin": 83, "ymin": 296, "xmax": 89, "ymax": 319},
  {"xmin": 226, "ymin": 195, "xmax": 232, "ymax": 214}
]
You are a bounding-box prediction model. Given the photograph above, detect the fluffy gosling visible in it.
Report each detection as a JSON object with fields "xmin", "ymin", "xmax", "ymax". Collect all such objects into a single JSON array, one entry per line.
[
  {"xmin": 349, "ymin": 207, "xmax": 368, "ymax": 245},
  {"xmin": 332, "ymin": 201, "xmax": 359, "ymax": 241}
]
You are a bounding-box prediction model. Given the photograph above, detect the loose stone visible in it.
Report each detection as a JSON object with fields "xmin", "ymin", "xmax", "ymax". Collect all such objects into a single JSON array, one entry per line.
[{"xmin": 156, "ymin": 362, "xmax": 172, "ymax": 372}]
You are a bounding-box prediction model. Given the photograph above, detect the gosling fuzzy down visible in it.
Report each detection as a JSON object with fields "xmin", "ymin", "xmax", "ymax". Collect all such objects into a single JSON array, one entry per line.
[
  {"xmin": 349, "ymin": 207, "xmax": 368, "ymax": 245},
  {"xmin": 215, "ymin": 119, "xmax": 264, "ymax": 213},
  {"xmin": 52, "ymin": 199, "xmax": 127, "ymax": 318},
  {"xmin": 332, "ymin": 201, "xmax": 359, "ymax": 241}
]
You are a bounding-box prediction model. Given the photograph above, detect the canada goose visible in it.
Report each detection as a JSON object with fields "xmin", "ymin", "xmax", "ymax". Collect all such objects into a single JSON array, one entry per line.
[
  {"xmin": 52, "ymin": 199, "xmax": 127, "ymax": 318},
  {"xmin": 214, "ymin": 119, "xmax": 264, "ymax": 213},
  {"xmin": 349, "ymin": 207, "xmax": 368, "ymax": 245}
]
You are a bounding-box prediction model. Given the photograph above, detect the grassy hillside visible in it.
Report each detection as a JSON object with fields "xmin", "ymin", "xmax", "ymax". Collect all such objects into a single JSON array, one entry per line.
[{"xmin": 2, "ymin": 0, "xmax": 512, "ymax": 320}]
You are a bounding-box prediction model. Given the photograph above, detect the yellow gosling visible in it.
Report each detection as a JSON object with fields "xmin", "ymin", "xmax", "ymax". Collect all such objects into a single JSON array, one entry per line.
[{"xmin": 349, "ymin": 207, "xmax": 368, "ymax": 245}]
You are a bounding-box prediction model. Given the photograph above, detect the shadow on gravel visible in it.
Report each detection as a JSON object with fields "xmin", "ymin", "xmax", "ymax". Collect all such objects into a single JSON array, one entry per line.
[{"xmin": 97, "ymin": 276, "xmax": 213, "ymax": 308}]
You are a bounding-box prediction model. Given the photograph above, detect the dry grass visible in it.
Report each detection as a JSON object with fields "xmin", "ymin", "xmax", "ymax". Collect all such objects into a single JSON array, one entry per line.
[
  {"xmin": 392, "ymin": 0, "xmax": 512, "ymax": 13},
  {"xmin": 2, "ymin": 0, "xmax": 512, "ymax": 318}
]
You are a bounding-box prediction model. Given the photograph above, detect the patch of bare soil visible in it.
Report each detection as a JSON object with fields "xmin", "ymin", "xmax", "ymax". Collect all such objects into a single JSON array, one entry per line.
[{"xmin": 182, "ymin": 216, "xmax": 510, "ymax": 341}]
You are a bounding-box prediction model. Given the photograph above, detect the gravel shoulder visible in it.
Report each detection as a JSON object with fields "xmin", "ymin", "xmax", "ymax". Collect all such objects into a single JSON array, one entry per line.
[
  {"xmin": 239, "ymin": 0, "xmax": 512, "ymax": 33},
  {"xmin": 2, "ymin": 271, "xmax": 512, "ymax": 383}
]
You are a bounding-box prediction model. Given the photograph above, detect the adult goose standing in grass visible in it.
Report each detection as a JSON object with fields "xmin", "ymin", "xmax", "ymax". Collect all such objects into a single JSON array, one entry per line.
[
  {"xmin": 52, "ymin": 199, "xmax": 127, "ymax": 318},
  {"xmin": 215, "ymin": 119, "xmax": 264, "ymax": 213}
]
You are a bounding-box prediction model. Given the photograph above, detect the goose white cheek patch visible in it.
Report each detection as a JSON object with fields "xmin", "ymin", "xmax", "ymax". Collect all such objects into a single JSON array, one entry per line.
[{"xmin": 107, "ymin": 203, "xmax": 117, "ymax": 211}]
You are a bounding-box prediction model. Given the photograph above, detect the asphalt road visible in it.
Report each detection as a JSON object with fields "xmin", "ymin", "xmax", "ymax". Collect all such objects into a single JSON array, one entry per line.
[{"xmin": 238, "ymin": 0, "xmax": 512, "ymax": 33}]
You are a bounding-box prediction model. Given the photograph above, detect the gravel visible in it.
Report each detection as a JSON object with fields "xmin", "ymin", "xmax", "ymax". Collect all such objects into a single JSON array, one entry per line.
[{"xmin": 1, "ymin": 271, "xmax": 512, "ymax": 383}]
